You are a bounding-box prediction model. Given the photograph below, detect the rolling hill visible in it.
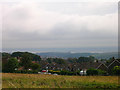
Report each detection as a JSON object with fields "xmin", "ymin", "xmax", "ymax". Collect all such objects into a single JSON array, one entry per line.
[{"xmin": 36, "ymin": 52, "xmax": 118, "ymax": 59}]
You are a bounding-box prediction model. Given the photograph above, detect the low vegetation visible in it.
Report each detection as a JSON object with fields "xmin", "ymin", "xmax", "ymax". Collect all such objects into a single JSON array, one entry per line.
[{"xmin": 2, "ymin": 73, "xmax": 120, "ymax": 88}]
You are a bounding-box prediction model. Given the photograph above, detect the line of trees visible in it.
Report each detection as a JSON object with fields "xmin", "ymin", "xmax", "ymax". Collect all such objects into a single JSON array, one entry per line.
[{"xmin": 2, "ymin": 53, "xmax": 41, "ymax": 73}]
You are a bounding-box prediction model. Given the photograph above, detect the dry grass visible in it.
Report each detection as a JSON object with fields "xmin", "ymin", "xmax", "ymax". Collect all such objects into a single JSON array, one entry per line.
[{"xmin": 2, "ymin": 73, "xmax": 120, "ymax": 88}]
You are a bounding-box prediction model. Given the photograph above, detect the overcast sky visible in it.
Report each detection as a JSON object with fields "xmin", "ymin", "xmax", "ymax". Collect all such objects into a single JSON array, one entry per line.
[{"xmin": 0, "ymin": 0, "xmax": 118, "ymax": 52}]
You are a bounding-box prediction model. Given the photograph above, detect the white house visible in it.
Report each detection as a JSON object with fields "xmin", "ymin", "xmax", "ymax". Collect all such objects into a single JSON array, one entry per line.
[{"xmin": 80, "ymin": 69, "xmax": 87, "ymax": 76}]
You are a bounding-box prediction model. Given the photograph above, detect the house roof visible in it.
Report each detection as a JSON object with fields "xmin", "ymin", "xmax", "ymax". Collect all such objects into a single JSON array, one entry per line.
[
  {"xmin": 96, "ymin": 63, "xmax": 108, "ymax": 69},
  {"xmin": 18, "ymin": 67, "xmax": 24, "ymax": 70},
  {"xmin": 32, "ymin": 61, "xmax": 39, "ymax": 64},
  {"xmin": 108, "ymin": 59, "xmax": 120, "ymax": 68}
]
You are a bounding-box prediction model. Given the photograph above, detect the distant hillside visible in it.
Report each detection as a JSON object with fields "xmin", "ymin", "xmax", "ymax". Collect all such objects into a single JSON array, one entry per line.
[
  {"xmin": 36, "ymin": 52, "xmax": 118, "ymax": 59},
  {"xmin": 2, "ymin": 52, "xmax": 41, "ymax": 61}
]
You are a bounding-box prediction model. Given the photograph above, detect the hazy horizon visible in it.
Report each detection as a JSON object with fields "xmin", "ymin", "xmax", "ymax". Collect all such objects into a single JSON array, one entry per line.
[{"xmin": 2, "ymin": 46, "xmax": 118, "ymax": 53}]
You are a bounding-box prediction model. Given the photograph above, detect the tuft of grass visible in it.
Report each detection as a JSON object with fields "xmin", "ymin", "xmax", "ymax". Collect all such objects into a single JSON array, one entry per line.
[{"xmin": 2, "ymin": 73, "xmax": 120, "ymax": 88}]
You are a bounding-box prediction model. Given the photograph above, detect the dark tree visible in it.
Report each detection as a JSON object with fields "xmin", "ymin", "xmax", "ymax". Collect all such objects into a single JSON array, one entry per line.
[
  {"xmin": 21, "ymin": 53, "xmax": 32, "ymax": 70},
  {"xmin": 67, "ymin": 58, "xmax": 77, "ymax": 63},
  {"xmin": 4, "ymin": 58, "xmax": 19, "ymax": 73},
  {"xmin": 53, "ymin": 58, "xmax": 66, "ymax": 64},
  {"xmin": 31, "ymin": 63, "xmax": 40, "ymax": 71},
  {"xmin": 2, "ymin": 52, "xmax": 11, "ymax": 59},
  {"xmin": 46, "ymin": 58, "xmax": 52, "ymax": 63},
  {"xmin": 11, "ymin": 52, "xmax": 41, "ymax": 62}
]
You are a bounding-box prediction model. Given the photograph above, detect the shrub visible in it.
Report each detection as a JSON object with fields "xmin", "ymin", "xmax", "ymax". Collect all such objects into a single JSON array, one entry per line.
[
  {"xmin": 86, "ymin": 69, "xmax": 98, "ymax": 76},
  {"xmin": 112, "ymin": 66, "xmax": 120, "ymax": 75},
  {"xmin": 97, "ymin": 69, "xmax": 107, "ymax": 76}
]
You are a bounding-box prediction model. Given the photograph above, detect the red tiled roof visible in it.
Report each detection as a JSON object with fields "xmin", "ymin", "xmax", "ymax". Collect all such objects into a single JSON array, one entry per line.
[
  {"xmin": 32, "ymin": 61, "xmax": 39, "ymax": 64},
  {"xmin": 18, "ymin": 67, "xmax": 24, "ymax": 70}
]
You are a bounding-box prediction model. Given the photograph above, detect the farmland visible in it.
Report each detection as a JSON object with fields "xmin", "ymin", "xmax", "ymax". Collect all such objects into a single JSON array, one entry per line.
[{"xmin": 2, "ymin": 73, "xmax": 120, "ymax": 88}]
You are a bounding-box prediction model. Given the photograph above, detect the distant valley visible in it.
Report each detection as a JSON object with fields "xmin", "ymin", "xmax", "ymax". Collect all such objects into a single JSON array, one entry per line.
[{"xmin": 36, "ymin": 52, "xmax": 118, "ymax": 59}]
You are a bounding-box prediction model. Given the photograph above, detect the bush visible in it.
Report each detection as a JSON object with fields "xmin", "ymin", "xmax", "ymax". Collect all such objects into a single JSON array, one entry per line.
[
  {"xmin": 97, "ymin": 69, "xmax": 107, "ymax": 76},
  {"xmin": 16, "ymin": 70, "xmax": 38, "ymax": 74},
  {"xmin": 112, "ymin": 66, "xmax": 120, "ymax": 75},
  {"xmin": 86, "ymin": 69, "xmax": 98, "ymax": 76},
  {"xmin": 48, "ymin": 70, "xmax": 60, "ymax": 74},
  {"xmin": 48, "ymin": 70, "xmax": 76, "ymax": 75},
  {"xmin": 59, "ymin": 70, "xmax": 77, "ymax": 75}
]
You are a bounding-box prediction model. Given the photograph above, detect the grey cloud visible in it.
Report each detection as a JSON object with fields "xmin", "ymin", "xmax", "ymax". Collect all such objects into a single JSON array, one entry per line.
[
  {"xmin": 3, "ymin": 23, "xmax": 117, "ymax": 48},
  {"xmin": 2, "ymin": 2, "xmax": 118, "ymax": 49},
  {"xmin": 38, "ymin": 2, "xmax": 117, "ymax": 16}
]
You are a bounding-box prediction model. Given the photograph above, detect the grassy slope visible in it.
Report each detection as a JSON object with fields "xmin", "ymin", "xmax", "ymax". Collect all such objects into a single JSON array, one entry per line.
[{"xmin": 2, "ymin": 73, "xmax": 120, "ymax": 88}]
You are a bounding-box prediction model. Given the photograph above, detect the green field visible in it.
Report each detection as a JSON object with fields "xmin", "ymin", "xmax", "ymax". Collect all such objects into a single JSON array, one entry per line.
[{"xmin": 2, "ymin": 73, "xmax": 120, "ymax": 88}]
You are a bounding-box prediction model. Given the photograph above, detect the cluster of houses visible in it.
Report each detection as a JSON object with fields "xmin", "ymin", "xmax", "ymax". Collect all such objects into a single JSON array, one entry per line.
[
  {"xmin": 39, "ymin": 58, "xmax": 120, "ymax": 75},
  {"xmin": 96, "ymin": 59, "xmax": 120, "ymax": 75},
  {"xmin": 2, "ymin": 54, "xmax": 120, "ymax": 75}
]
